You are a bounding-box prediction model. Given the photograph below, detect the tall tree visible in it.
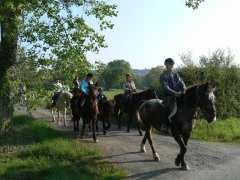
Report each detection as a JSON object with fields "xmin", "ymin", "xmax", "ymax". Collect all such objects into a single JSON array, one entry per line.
[
  {"xmin": 0, "ymin": 0, "xmax": 117, "ymax": 126},
  {"xmin": 101, "ymin": 60, "xmax": 132, "ymax": 89}
]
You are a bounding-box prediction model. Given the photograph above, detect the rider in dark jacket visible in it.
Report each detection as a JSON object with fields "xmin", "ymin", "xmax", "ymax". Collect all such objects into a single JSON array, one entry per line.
[{"xmin": 160, "ymin": 58, "xmax": 186, "ymax": 128}]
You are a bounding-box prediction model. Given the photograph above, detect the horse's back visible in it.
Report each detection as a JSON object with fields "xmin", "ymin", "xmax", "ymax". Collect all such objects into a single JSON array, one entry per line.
[{"xmin": 137, "ymin": 99, "xmax": 166, "ymax": 128}]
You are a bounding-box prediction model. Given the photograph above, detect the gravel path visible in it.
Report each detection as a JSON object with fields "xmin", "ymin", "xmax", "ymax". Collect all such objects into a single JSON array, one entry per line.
[{"xmin": 31, "ymin": 108, "xmax": 240, "ymax": 180}]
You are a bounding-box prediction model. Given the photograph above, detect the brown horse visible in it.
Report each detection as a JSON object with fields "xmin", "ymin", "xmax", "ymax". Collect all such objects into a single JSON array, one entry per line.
[
  {"xmin": 71, "ymin": 85, "xmax": 99, "ymax": 142},
  {"xmin": 114, "ymin": 89, "xmax": 158, "ymax": 135},
  {"xmin": 137, "ymin": 83, "xmax": 216, "ymax": 170}
]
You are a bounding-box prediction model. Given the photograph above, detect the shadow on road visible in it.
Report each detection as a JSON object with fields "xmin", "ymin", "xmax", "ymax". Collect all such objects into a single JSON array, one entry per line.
[{"xmin": 127, "ymin": 167, "xmax": 180, "ymax": 180}]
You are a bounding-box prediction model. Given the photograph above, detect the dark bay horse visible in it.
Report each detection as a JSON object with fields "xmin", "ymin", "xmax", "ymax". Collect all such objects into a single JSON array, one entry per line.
[
  {"xmin": 71, "ymin": 85, "xmax": 99, "ymax": 142},
  {"xmin": 114, "ymin": 89, "xmax": 158, "ymax": 136},
  {"xmin": 137, "ymin": 83, "xmax": 216, "ymax": 170},
  {"xmin": 97, "ymin": 99, "xmax": 115, "ymax": 135}
]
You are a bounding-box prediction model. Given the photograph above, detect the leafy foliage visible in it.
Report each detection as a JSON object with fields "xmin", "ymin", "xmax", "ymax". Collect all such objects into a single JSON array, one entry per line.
[{"xmin": 99, "ymin": 60, "xmax": 133, "ymax": 89}]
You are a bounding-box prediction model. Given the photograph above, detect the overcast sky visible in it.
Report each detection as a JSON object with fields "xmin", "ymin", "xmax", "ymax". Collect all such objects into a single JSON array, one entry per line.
[{"xmin": 87, "ymin": 0, "xmax": 240, "ymax": 69}]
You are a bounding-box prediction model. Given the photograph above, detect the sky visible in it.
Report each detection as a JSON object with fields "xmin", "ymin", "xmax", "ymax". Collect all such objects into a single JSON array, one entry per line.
[{"xmin": 87, "ymin": 0, "xmax": 240, "ymax": 69}]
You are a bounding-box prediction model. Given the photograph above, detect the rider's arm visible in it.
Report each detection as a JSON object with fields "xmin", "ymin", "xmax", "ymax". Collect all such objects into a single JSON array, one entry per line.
[
  {"xmin": 160, "ymin": 75, "xmax": 179, "ymax": 96},
  {"xmin": 131, "ymin": 81, "xmax": 137, "ymax": 92}
]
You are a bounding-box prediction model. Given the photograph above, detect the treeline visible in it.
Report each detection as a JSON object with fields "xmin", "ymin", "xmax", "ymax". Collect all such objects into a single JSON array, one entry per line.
[{"xmin": 97, "ymin": 50, "xmax": 240, "ymax": 119}]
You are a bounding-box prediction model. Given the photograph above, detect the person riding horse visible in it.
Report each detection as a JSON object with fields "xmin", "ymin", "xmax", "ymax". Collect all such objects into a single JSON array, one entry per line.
[
  {"xmin": 160, "ymin": 58, "xmax": 186, "ymax": 130},
  {"xmin": 123, "ymin": 73, "xmax": 137, "ymax": 103},
  {"xmin": 73, "ymin": 76, "xmax": 81, "ymax": 89},
  {"xmin": 52, "ymin": 80, "xmax": 63, "ymax": 107},
  {"xmin": 80, "ymin": 73, "xmax": 94, "ymax": 106},
  {"xmin": 97, "ymin": 87, "xmax": 107, "ymax": 103}
]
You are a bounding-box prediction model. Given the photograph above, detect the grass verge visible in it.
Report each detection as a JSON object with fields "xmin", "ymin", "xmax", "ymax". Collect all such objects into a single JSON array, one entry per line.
[
  {"xmin": 192, "ymin": 117, "xmax": 240, "ymax": 144},
  {"xmin": 0, "ymin": 115, "xmax": 126, "ymax": 180}
]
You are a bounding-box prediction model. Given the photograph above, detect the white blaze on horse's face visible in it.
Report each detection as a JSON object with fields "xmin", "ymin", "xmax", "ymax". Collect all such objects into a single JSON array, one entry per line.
[{"xmin": 208, "ymin": 89, "xmax": 217, "ymax": 122}]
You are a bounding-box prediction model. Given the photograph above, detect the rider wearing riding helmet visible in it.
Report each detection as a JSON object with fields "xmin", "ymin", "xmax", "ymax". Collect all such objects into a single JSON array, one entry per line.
[
  {"xmin": 123, "ymin": 73, "xmax": 137, "ymax": 103},
  {"xmin": 160, "ymin": 58, "xmax": 186, "ymax": 129},
  {"xmin": 80, "ymin": 73, "xmax": 94, "ymax": 106}
]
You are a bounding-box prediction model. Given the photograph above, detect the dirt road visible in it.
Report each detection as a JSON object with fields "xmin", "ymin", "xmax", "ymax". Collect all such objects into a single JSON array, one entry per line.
[{"xmin": 31, "ymin": 108, "xmax": 240, "ymax": 180}]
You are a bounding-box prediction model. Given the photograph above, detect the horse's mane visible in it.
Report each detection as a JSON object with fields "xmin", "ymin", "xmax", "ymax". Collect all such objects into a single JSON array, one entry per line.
[
  {"xmin": 185, "ymin": 83, "xmax": 207, "ymax": 95},
  {"xmin": 178, "ymin": 83, "xmax": 207, "ymax": 106}
]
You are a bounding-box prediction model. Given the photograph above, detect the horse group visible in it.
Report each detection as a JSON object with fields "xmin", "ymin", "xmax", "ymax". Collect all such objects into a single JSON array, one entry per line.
[{"xmin": 51, "ymin": 82, "xmax": 217, "ymax": 170}]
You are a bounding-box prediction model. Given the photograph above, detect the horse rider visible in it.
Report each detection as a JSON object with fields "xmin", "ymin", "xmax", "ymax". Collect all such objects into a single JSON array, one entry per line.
[
  {"xmin": 160, "ymin": 58, "xmax": 186, "ymax": 130},
  {"xmin": 123, "ymin": 73, "xmax": 136, "ymax": 102},
  {"xmin": 52, "ymin": 80, "xmax": 63, "ymax": 107},
  {"xmin": 73, "ymin": 76, "xmax": 81, "ymax": 89},
  {"xmin": 97, "ymin": 87, "xmax": 107, "ymax": 103},
  {"xmin": 80, "ymin": 73, "xmax": 94, "ymax": 106}
]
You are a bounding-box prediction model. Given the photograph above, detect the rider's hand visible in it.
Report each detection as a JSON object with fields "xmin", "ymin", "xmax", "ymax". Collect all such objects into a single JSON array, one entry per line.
[{"xmin": 175, "ymin": 91, "xmax": 182, "ymax": 97}]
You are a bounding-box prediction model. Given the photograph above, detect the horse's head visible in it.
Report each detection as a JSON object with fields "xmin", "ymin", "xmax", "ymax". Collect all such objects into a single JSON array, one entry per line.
[
  {"xmin": 183, "ymin": 83, "xmax": 216, "ymax": 123},
  {"xmin": 88, "ymin": 84, "xmax": 98, "ymax": 99},
  {"xmin": 197, "ymin": 82, "xmax": 217, "ymax": 123}
]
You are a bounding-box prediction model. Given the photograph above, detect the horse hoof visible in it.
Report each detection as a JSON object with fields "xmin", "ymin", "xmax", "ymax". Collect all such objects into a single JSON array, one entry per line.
[
  {"xmin": 153, "ymin": 153, "xmax": 160, "ymax": 161},
  {"xmin": 140, "ymin": 145, "xmax": 146, "ymax": 153},
  {"xmin": 175, "ymin": 158, "xmax": 181, "ymax": 167},
  {"xmin": 181, "ymin": 164, "xmax": 190, "ymax": 171}
]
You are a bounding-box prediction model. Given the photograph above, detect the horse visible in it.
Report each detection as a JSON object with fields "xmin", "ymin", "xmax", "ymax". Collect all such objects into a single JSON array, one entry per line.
[
  {"xmin": 51, "ymin": 91, "xmax": 73, "ymax": 127},
  {"xmin": 71, "ymin": 85, "xmax": 99, "ymax": 142},
  {"xmin": 137, "ymin": 82, "xmax": 217, "ymax": 170},
  {"xmin": 97, "ymin": 99, "xmax": 115, "ymax": 135},
  {"xmin": 114, "ymin": 89, "xmax": 158, "ymax": 136}
]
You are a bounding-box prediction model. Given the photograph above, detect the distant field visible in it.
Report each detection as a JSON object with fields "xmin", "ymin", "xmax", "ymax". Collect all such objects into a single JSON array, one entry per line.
[
  {"xmin": 105, "ymin": 89, "xmax": 123, "ymax": 100},
  {"xmin": 0, "ymin": 115, "xmax": 126, "ymax": 179}
]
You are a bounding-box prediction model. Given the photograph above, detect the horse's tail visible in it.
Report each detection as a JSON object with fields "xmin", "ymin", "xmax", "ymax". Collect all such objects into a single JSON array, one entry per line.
[{"xmin": 136, "ymin": 102, "xmax": 145, "ymax": 126}]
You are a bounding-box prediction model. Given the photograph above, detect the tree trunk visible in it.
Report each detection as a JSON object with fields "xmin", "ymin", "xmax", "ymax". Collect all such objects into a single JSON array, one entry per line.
[{"xmin": 0, "ymin": 10, "xmax": 18, "ymax": 131}]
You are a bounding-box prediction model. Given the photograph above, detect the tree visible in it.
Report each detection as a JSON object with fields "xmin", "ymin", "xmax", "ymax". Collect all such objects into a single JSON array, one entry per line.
[
  {"xmin": 185, "ymin": 0, "xmax": 205, "ymax": 9},
  {"xmin": 0, "ymin": 0, "xmax": 117, "ymax": 126},
  {"xmin": 100, "ymin": 60, "xmax": 132, "ymax": 89}
]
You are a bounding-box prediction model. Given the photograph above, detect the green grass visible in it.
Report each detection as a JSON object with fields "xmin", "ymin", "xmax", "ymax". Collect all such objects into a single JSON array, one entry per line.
[
  {"xmin": 0, "ymin": 115, "xmax": 126, "ymax": 180},
  {"xmin": 192, "ymin": 118, "xmax": 240, "ymax": 144},
  {"xmin": 105, "ymin": 89, "xmax": 123, "ymax": 100}
]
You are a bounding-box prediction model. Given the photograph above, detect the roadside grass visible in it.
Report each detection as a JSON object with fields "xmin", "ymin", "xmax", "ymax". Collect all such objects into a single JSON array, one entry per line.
[
  {"xmin": 192, "ymin": 118, "xmax": 240, "ymax": 143},
  {"xmin": 0, "ymin": 115, "xmax": 126, "ymax": 180}
]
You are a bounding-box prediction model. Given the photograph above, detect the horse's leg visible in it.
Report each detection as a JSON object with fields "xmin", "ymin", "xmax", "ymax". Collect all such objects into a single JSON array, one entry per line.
[
  {"xmin": 181, "ymin": 133, "xmax": 191, "ymax": 170},
  {"xmin": 72, "ymin": 116, "xmax": 76, "ymax": 132},
  {"xmin": 57, "ymin": 110, "xmax": 60, "ymax": 125},
  {"xmin": 127, "ymin": 114, "xmax": 131, "ymax": 132},
  {"xmin": 102, "ymin": 117, "xmax": 106, "ymax": 135},
  {"xmin": 51, "ymin": 108, "xmax": 55, "ymax": 122},
  {"xmin": 92, "ymin": 117, "xmax": 98, "ymax": 142},
  {"xmin": 64, "ymin": 107, "xmax": 67, "ymax": 127},
  {"xmin": 140, "ymin": 129, "xmax": 148, "ymax": 153},
  {"xmin": 77, "ymin": 117, "xmax": 80, "ymax": 132},
  {"xmin": 172, "ymin": 131, "xmax": 189, "ymax": 170},
  {"xmin": 118, "ymin": 111, "xmax": 123, "ymax": 130},
  {"xmin": 96, "ymin": 117, "xmax": 99, "ymax": 133},
  {"xmin": 147, "ymin": 128, "xmax": 160, "ymax": 161},
  {"xmin": 80, "ymin": 119, "xmax": 86, "ymax": 138},
  {"xmin": 135, "ymin": 115, "xmax": 143, "ymax": 136}
]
